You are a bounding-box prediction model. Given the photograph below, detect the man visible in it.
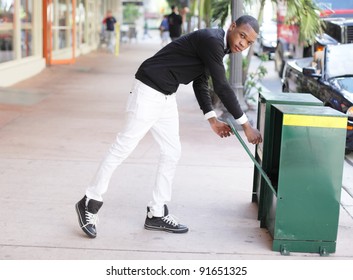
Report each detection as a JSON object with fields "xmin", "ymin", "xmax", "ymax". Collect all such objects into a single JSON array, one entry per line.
[
  {"xmin": 167, "ymin": 5, "xmax": 182, "ymax": 41},
  {"xmin": 102, "ymin": 10, "xmax": 117, "ymax": 53},
  {"xmin": 75, "ymin": 15, "xmax": 262, "ymax": 238}
]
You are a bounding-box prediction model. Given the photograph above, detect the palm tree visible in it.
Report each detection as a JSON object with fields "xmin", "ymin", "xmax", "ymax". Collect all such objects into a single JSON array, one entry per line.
[
  {"xmin": 285, "ymin": 0, "xmax": 323, "ymax": 43},
  {"xmin": 212, "ymin": 0, "xmax": 323, "ymax": 80}
]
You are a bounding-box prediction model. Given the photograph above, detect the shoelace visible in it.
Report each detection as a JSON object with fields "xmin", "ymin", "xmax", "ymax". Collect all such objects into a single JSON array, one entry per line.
[
  {"xmin": 84, "ymin": 210, "xmax": 99, "ymax": 227},
  {"xmin": 161, "ymin": 214, "xmax": 179, "ymax": 227}
]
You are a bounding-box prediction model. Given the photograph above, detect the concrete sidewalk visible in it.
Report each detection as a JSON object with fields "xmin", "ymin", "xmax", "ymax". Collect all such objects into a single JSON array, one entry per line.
[{"xmin": 1, "ymin": 35, "xmax": 353, "ymax": 261}]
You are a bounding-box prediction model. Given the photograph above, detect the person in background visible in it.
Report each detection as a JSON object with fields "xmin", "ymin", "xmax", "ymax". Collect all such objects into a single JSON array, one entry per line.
[
  {"xmin": 143, "ymin": 20, "xmax": 152, "ymax": 39},
  {"xmin": 102, "ymin": 10, "xmax": 117, "ymax": 53},
  {"xmin": 167, "ymin": 5, "xmax": 182, "ymax": 41},
  {"xmin": 159, "ymin": 15, "xmax": 170, "ymax": 46},
  {"xmin": 75, "ymin": 15, "xmax": 262, "ymax": 238}
]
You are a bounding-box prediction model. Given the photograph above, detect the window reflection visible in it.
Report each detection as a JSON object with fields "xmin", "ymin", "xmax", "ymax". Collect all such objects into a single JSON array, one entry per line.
[
  {"xmin": 0, "ymin": 0, "xmax": 14, "ymax": 63},
  {"xmin": 21, "ymin": 0, "xmax": 33, "ymax": 58},
  {"xmin": 76, "ymin": 0, "xmax": 86, "ymax": 47},
  {"xmin": 53, "ymin": 0, "xmax": 73, "ymax": 51},
  {"xmin": 0, "ymin": 0, "xmax": 34, "ymax": 63},
  {"xmin": 0, "ymin": 0, "xmax": 14, "ymax": 23}
]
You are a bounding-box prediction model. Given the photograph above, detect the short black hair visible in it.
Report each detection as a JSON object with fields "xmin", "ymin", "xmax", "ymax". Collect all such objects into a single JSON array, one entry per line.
[{"xmin": 236, "ymin": 15, "xmax": 259, "ymax": 34}]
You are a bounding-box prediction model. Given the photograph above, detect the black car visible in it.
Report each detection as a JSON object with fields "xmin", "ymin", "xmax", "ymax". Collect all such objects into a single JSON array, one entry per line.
[{"xmin": 282, "ymin": 43, "xmax": 353, "ymax": 153}]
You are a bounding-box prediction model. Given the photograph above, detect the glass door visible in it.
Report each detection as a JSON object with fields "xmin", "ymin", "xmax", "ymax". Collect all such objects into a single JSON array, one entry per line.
[{"xmin": 43, "ymin": 0, "xmax": 76, "ymax": 65}]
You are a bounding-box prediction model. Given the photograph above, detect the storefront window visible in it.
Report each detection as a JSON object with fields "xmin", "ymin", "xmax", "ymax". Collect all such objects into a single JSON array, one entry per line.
[
  {"xmin": 46, "ymin": 0, "xmax": 76, "ymax": 63},
  {"xmin": 0, "ymin": 0, "xmax": 14, "ymax": 63},
  {"xmin": 76, "ymin": 0, "xmax": 86, "ymax": 47},
  {"xmin": 20, "ymin": 0, "xmax": 34, "ymax": 58},
  {"xmin": 0, "ymin": 0, "xmax": 34, "ymax": 63},
  {"xmin": 86, "ymin": 0, "xmax": 94, "ymax": 45},
  {"xmin": 52, "ymin": 0, "xmax": 73, "ymax": 51}
]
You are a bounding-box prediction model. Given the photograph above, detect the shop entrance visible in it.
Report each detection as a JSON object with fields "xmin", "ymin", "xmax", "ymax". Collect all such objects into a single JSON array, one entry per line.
[{"xmin": 43, "ymin": 0, "xmax": 76, "ymax": 65}]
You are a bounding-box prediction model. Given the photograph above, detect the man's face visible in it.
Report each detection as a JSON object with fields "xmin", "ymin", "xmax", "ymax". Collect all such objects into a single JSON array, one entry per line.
[{"xmin": 226, "ymin": 22, "xmax": 258, "ymax": 53}]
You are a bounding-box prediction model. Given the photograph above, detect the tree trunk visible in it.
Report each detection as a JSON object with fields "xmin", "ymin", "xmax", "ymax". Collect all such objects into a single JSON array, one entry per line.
[{"xmin": 243, "ymin": 0, "xmax": 266, "ymax": 84}]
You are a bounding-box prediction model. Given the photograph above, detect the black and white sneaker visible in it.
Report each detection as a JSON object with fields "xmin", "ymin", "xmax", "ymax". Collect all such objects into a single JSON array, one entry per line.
[
  {"xmin": 75, "ymin": 195, "xmax": 103, "ymax": 238},
  {"xmin": 144, "ymin": 205, "xmax": 188, "ymax": 234}
]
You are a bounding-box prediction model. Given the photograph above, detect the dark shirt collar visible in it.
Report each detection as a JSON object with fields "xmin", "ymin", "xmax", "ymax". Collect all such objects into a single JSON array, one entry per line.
[{"xmin": 223, "ymin": 29, "xmax": 230, "ymax": 54}]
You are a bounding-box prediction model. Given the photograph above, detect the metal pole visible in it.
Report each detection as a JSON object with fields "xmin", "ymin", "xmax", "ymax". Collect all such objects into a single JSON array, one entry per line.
[
  {"xmin": 227, "ymin": 119, "xmax": 277, "ymax": 196},
  {"xmin": 230, "ymin": 0, "xmax": 247, "ymax": 111}
]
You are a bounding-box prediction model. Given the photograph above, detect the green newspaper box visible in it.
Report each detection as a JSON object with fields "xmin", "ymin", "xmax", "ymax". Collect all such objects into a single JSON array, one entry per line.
[
  {"xmin": 253, "ymin": 92, "xmax": 323, "ymax": 222},
  {"xmin": 261, "ymin": 104, "xmax": 347, "ymax": 255}
]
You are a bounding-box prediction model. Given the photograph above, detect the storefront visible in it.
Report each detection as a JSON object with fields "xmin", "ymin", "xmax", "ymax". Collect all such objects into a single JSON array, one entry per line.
[{"xmin": 0, "ymin": 0, "xmax": 121, "ymax": 87}]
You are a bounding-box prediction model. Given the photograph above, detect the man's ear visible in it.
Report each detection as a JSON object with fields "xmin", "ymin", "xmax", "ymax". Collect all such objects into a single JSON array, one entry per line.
[{"xmin": 229, "ymin": 22, "xmax": 237, "ymax": 31}]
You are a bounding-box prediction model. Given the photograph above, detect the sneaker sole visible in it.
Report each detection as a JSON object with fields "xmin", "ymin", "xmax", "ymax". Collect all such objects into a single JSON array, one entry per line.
[
  {"xmin": 75, "ymin": 203, "xmax": 97, "ymax": 238},
  {"xmin": 144, "ymin": 224, "xmax": 188, "ymax": 234}
]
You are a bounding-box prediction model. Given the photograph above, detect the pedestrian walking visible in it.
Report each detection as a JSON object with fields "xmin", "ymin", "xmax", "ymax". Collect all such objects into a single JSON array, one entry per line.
[
  {"xmin": 102, "ymin": 10, "xmax": 117, "ymax": 53},
  {"xmin": 143, "ymin": 21, "xmax": 152, "ymax": 39},
  {"xmin": 167, "ymin": 5, "xmax": 182, "ymax": 41},
  {"xmin": 75, "ymin": 15, "xmax": 262, "ymax": 238},
  {"xmin": 159, "ymin": 15, "xmax": 170, "ymax": 46}
]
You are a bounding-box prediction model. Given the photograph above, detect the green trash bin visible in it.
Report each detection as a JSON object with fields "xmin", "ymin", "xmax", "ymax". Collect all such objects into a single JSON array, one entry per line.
[
  {"xmin": 253, "ymin": 92, "xmax": 323, "ymax": 222},
  {"xmin": 261, "ymin": 104, "xmax": 347, "ymax": 255}
]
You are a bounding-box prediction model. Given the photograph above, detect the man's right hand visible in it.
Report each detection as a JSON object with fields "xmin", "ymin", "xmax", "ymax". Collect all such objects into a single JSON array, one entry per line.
[{"xmin": 208, "ymin": 117, "xmax": 232, "ymax": 138}]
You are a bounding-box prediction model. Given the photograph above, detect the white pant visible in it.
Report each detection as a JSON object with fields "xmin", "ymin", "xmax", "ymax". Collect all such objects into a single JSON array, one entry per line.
[
  {"xmin": 86, "ymin": 79, "xmax": 181, "ymax": 217},
  {"xmin": 106, "ymin": 30, "xmax": 115, "ymax": 53}
]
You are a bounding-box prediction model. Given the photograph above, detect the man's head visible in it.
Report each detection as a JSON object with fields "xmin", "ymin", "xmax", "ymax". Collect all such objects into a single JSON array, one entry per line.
[{"xmin": 226, "ymin": 15, "xmax": 259, "ymax": 53}]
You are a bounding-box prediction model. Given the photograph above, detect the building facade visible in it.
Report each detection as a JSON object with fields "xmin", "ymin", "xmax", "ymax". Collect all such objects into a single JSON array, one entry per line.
[{"xmin": 0, "ymin": 0, "xmax": 122, "ymax": 87}]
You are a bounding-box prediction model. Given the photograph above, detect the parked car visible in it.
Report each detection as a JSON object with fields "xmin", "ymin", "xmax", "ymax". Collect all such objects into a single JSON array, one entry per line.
[
  {"xmin": 253, "ymin": 21, "xmax": 277, "ymax": 59},
  {"xmin": 282, "ymin": 43, "xmax": 353, "ymax": 153}
]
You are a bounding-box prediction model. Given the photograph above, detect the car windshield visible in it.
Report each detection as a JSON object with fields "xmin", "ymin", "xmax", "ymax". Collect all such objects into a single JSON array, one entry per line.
[
  {"xmin": 332, "ymin": 77, "xmax": 353, "ymax": 92},
  {"xmin": 326, "ymin": 44, "xmax": 353, "ymax": 78},
  {"xmin": 331, "ymin": 77, "xmax": 353, "ymax": 102}
]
